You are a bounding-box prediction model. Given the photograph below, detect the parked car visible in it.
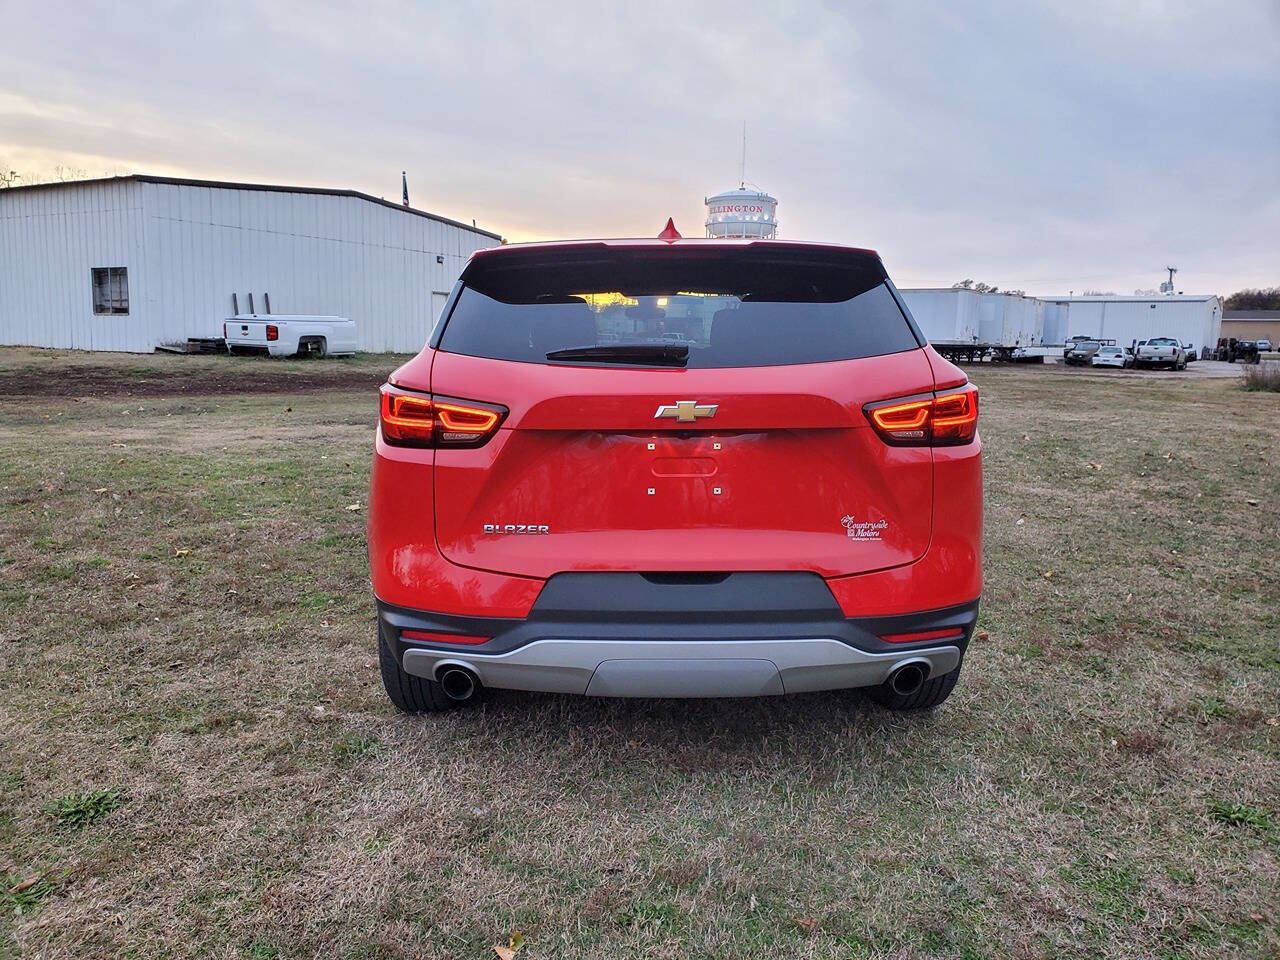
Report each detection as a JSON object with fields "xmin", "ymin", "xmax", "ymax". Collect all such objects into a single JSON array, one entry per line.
[
  {"xmin": 1182, "ymin": 343, "xmax": 1197, "ymax": 363},
  {"xmin": 1134, "ymin": 337, "xmax": 1186, "ymax": 370},
  {"xmin": 1064, "ymin": 340, "xmax": 1103, "ymax": 365},
  {"xmin": 1090, "ymin": 345, "xmax": 1130, "ymax": 369},
  {"xmin": 369, "ymin": 237, "xmax": 983, "ymax": 712},
  {"xmin": 1257, "ymin": 338, "xmax": 1274, "ymax": 353},
  {"xmin": 223, "ymin": 314, "xmax": 357, "ymax": 357}
]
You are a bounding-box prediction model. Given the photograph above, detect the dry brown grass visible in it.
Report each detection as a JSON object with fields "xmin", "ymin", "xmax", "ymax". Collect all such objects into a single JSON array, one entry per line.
[{"xmin": 1, "ymin": 348, "xmax": 1278, "ymax": 959}]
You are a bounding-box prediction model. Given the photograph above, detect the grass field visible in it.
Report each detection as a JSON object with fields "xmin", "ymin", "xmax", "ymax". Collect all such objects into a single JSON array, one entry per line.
[{"xmin": 1, "ymin": 348, "xmax": 1277, "ymax": 960}]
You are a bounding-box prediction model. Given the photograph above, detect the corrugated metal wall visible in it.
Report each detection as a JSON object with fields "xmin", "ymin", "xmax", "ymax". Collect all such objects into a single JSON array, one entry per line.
[
  {"xmin": 899, "ymin": 289, "xmax": 1221, "ymax": 350},
  {"xmin": 139, "ymin": 182, "xmax": 498, "ymax": 352},
  {"xmin": 0, "ymin": 180, "xmax": 151, "ymax": 351},
  {"xmin": 0, "ymin": 179, "xmax": 500, "ymax": 354},
  {"xmin": 1061, "ymin": 298, "xmax": 1221, "ymax": 350}
]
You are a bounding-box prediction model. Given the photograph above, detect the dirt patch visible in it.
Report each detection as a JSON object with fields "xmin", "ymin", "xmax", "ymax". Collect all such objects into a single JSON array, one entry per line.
[{"xmin": 0, "ymin": 361, "xmax": 390, "ymax": 398}]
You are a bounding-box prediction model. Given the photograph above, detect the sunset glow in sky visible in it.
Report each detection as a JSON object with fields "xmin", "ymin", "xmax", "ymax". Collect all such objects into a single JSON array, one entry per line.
[{"xmin": 3, "ymin": 1, "xmax": 1276, "ymax": 295}]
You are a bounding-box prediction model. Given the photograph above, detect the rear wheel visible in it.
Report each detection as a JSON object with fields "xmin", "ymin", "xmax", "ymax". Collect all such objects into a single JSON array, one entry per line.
[
  {"xmin": 866, "ymin": 663, "xmax": 961, "ymax": 711},
  {"xmin": 377, "ymin": 622, "xmax": 474, "ymax": 712}
]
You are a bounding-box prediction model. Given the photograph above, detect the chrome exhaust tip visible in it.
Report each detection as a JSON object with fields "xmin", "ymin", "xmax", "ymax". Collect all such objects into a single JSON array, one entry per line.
[
  {"xmin": 437, "ymin": 666, "xmax": 479, "ymax": 702},
  {"xmin": 887, "ymin": 661, "xmax": 928, "ymax": 698}
]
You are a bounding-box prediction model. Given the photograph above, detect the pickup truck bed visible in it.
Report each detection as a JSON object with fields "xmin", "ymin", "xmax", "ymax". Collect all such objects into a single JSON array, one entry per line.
[{"xmin": 224, "ymin": 315, "xmax": 357, "ymax": 357}]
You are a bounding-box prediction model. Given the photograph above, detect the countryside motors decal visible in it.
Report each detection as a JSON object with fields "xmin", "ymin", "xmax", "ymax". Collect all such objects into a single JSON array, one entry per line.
[{"xmin": 842, "ymin": 515, "xmax": 888, "ymax": 542}]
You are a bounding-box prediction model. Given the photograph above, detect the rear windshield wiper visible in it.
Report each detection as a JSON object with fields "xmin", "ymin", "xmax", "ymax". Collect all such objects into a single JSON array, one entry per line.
[{"xmin": 545, "ymin": 343, "xmax": 689, "ymax": 366}]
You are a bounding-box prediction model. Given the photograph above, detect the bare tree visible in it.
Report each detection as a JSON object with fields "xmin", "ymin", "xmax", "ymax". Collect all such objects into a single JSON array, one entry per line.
[{"xmin": 1224, "ymin": 287, "xmax": 1280, "ymax": 310}]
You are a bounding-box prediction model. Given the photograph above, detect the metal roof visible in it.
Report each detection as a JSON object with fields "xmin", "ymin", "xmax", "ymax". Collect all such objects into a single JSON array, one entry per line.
[
  {"xmin": 0, "ymin": 174, "xmax": 503, "ymax": 241},
  {"xmin": 1051, "ymin": 295, "xmax": 1220, "ymax": 303}
]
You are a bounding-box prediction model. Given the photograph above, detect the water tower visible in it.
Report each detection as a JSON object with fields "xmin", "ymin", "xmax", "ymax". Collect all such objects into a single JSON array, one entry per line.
[{"xmin": 704, "ymin": 186, "xmax": 778, "ymax": 239}]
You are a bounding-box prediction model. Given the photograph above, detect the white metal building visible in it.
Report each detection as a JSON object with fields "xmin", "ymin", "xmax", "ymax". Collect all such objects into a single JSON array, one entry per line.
[
  {"xmin": 0, "ymin": 175, "xmax": 503, "ymax": 353},
  {"xmin": 899, "ymin": 289, "xmax": 1222, "ymax": 352},
  {"xmin": 1046, "ymin": 295, "xmax": 1222, "ymax": 351}
]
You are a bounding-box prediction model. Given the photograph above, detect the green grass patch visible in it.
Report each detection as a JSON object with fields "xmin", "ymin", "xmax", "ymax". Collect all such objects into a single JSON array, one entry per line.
[
  {"xmin": 42, "ymin": 788, "xmax": 126, "ymax": 829},
  {"xmin": 1207, "ymin": 800, "xmax": 1272, "ymax": 829}
]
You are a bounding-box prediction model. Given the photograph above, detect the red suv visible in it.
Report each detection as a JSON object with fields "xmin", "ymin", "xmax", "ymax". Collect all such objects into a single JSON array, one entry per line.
[{"xmin": 368, "ymin": 237, "xmax": 981, "ymax": 712}]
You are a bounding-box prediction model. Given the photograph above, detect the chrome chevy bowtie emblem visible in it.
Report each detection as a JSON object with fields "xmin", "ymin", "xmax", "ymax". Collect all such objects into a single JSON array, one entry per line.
[{"xmin": 654, "ymin": 400, "xmax": 718, "ymax": 422}]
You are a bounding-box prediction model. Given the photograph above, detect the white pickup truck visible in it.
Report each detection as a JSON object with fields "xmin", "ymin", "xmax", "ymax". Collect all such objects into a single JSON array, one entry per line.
[
  {"xmin": 223, "ymin": 315, "xmax": 357, "ymax": 358},
  {"xmin": 1133, "ymin": 337, "xmax": 1186, "ymax": 370}
]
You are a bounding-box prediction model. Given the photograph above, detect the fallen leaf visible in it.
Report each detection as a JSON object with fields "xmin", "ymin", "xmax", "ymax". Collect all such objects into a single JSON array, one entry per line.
[
  {"xmin": 92, "ymin": 487, "xmax": 109, "ymax": 494},
  {"xmin": 974, "ymin": 630, "xmax": 990, "ymax": 641},
  {"xmin": 345, "ymin": 503, "xmax": 361, "ymax": 511},
  {"xmin": 494, "ymin": 930, "xmax": 525, "ymax": 960},
  {"xmin": 1015, "ymin": 517, "xmax": 1025, "ymax": 526},
  {"xmin": 795, "ymin": 916, "xmax": 820, "ymax": 935},
  {"xmin": 173, "ymin": 548, "xmax": 191, "ymax": 557},
  {"xmin": 8, "ymin": 874, "xmax": 40, "ymax": 894},
  {"xmin": 1246, "ymin": 499, "xmax": 1259, "ymax": 506},
  {"xmin": 1043, "ymin": 570, "xmax": 1055, "ymax": 580}
]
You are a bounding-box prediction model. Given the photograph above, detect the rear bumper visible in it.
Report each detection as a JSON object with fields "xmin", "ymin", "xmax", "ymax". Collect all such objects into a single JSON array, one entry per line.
[
  {"xmin": 402, "ymin": 636, "xmax": 962, "ymax": 698},
  {"xmin": 378, "ymin": 573, "xmax": 978, "ymax": 698}
]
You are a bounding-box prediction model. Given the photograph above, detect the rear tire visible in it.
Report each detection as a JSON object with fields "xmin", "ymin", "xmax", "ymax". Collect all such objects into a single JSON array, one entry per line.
[
  {"xmin": 866, "ymin": 663, "xmax": 961, "ymax": 711},
  {"xmin": 377, "ymin": 623, "xmax": 471, "ymax": 713}
]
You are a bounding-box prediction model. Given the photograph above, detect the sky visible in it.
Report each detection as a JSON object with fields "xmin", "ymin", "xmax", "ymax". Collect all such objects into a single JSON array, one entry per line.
[{"xmin": 1, "ymin": 0, "xmax": 1277, "ymax": 296}]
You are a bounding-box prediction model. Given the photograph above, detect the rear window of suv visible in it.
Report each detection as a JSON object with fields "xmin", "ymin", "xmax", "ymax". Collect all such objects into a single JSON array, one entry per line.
[{"xmin": 436, "ymin": 244, "xmax": 921, "ymax": 368}]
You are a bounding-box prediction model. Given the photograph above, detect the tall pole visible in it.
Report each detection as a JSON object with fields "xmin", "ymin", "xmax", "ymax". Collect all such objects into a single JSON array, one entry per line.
[{"xmin": 740, "ymin": 122, "xmax": 747, "ymax": 189}]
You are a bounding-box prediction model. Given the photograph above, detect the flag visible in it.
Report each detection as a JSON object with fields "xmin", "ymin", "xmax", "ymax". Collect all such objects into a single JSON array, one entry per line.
[{"xmin": 402, "ymin": 171, "xmax": 409, "ymax": 207}]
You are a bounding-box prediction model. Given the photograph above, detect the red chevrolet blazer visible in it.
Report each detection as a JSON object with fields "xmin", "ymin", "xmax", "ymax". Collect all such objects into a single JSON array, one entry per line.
[{"xmin": 368, "ymin": 237, "xmax": 981, "ymax": 711}]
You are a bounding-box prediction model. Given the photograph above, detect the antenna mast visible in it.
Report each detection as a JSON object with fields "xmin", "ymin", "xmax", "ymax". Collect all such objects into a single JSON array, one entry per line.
[{"xmin": 739, "ymin": 122, "xmax": 747, "ymax": 189}]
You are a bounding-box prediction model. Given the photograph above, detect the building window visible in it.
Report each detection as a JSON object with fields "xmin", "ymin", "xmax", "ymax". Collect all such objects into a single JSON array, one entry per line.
[{"xmin": 91, "ymin": 267, "xmax": 129, "ymax": 315}]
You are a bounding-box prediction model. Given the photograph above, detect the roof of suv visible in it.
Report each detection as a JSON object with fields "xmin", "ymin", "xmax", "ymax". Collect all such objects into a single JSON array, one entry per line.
[{"xmin": 472, "ymin": 237, "xmax": 880, "ymax": 259}]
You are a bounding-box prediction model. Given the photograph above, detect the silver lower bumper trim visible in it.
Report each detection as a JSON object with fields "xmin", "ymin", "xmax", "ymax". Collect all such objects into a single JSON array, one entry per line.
[{"xmin": 401, "ymin": 638, "xmax": 962, "ymax": 698}]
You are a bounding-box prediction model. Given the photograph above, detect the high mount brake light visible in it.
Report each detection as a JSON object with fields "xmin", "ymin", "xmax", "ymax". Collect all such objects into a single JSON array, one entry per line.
[
  {"xmin": 865, "ymin": 385, "xmax": 978, "ymax": 447},
  {"xmin": 379, "ymin": 384, "xmax": 506, "ymax": 448}
]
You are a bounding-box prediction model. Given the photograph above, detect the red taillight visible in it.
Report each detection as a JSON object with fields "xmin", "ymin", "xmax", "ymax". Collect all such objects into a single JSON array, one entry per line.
[
  {"xmin": 865, "ymin": 385, "xmax": 978, "ymax": 447},
  {"xmin": 266, "ymin": 324, "xmax": 279, "ymax": 341},
  {"xmin": 880, "ymin": 627, "xmax": 966, "ymax": 644},
  {"xmin": 401, "ymin": 628, "xmax": 490, "ymax": 645},
  {"xmin": 379, "ymin": 384, "xmax": 506, "ymax": 449}
]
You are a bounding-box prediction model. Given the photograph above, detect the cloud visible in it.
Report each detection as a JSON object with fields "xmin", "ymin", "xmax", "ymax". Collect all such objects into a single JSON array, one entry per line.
[{"xmin": 1, "ymin": 0, "xmax": 1276, "ymax": 294}]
